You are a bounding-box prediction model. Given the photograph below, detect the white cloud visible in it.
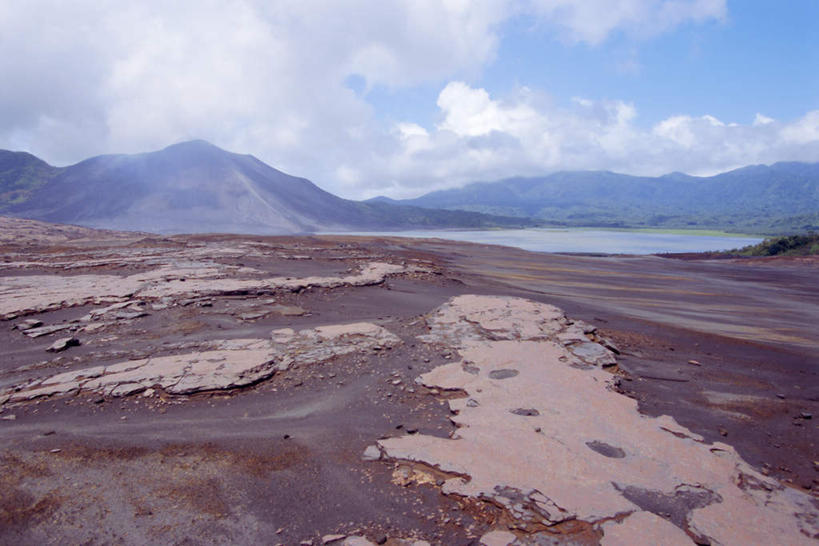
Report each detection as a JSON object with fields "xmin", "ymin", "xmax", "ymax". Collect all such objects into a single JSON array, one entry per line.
[
  {"xmin": 437, "ymin": 82, "xmax": 541, "ymax": 137},
  {"xmin": 374, "ymin": 84, "xmax": 819, "ymax": 198},
  {"xmin": 1, "ymin": 0, "xmax": 815, "ymax": 202},
  {"xmin": 781, "ymin": 111, "xmax": 819, "ymax": 145},
  {"xmin": 526, "ymin": 0, "xmax": 726, "ymax": 44},
  {"xmin": 753, "ymin": 113, "xmax": 775, "ymax": 126}
]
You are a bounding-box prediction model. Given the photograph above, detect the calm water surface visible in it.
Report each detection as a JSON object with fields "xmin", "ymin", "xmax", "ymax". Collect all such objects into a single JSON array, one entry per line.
[{"xmin": 331, "ymin": 228, "xmax": 763, "ymax": 255}]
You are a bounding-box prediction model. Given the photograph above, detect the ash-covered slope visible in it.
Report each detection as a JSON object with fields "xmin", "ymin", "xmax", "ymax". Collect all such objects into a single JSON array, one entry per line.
[{"xmin": 1, "ymin": 140, "xmax": 531, "ymax": 234}]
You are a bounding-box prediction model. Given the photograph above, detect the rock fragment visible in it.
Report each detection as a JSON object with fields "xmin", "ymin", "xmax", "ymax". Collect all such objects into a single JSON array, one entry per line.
[
  {"xmin": 25, "ymin": 324, "xmax": 74, "ymax": 338},
  {"xmin": 362, "ymin": 445, "xmax": 381, "ymax": 461},
  {"xmin": 15, "ymin": 318, "xmax": 43, "ymax": 330},
  {"xmin": 47, "ymin": 337, "xmax": 80, "ymax": 352}
]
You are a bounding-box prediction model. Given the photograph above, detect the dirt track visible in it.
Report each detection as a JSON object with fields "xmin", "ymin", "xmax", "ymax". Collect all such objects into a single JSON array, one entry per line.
[{"xmin": 0, "ymin": 220, "xmax": 816, "ymax": 545}]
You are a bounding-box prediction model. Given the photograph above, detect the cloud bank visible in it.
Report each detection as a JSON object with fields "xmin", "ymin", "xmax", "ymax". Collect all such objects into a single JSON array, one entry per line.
[{"xmin": 1, "ymin": 0, "xmax": 816, "ymax": 199}]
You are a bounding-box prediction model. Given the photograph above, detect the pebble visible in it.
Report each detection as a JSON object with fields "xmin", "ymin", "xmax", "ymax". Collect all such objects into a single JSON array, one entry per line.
[{"xmin": 800, "ymin": 412, "xmax": 812, "ymax": 419}]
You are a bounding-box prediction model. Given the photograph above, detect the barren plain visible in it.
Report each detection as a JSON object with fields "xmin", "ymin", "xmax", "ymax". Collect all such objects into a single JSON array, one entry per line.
[{"xmin": 0, "ymin": 217, "xmax": 816, "ymax": 545}]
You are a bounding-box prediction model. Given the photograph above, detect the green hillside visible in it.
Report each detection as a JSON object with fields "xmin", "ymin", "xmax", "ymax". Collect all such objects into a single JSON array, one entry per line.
[
  {"xmin": 386, "ymin": 162, "xmax": 819, "ymax": 235},
  {"xmin": 732, "ymin": 234, "xmax": 819, "ymax": 256}
]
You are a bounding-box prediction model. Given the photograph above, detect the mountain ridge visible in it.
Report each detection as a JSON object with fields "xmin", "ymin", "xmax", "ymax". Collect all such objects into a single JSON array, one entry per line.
[
  {"xmin": 0, "ymin": 140, "xmax": 534, "ymax": 234},
  {"xmin": 376, "ymin": 162, "xmax": 819, "ymax": 234}
]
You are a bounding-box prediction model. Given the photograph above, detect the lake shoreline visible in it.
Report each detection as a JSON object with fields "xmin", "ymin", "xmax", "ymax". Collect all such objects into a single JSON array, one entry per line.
[{"xmin": 321, "ymin": 227, "xmax": 763, "ymax": 255}]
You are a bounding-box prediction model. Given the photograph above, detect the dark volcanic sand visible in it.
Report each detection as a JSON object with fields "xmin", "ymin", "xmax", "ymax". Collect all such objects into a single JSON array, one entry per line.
[{"xmin": 0, "ymin": 223, "xmax": 816, "ymax": 545}]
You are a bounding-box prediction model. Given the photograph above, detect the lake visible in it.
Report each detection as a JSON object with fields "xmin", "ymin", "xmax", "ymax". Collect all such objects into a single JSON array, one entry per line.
[{"xmin": 330, "ymin": 228, "xmax": 763, "ymax": 255}]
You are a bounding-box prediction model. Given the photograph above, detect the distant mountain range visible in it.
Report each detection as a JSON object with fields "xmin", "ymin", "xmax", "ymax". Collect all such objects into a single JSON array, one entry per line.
[
  {"xmin": 0, "ymin": 140, "xmax": 532, "ymax": 234},
  {"xmin": 373, "ymin": 163, "xmax": 819, "ymax": 234},
  {"xmin": 2, "ymin": 140, "xmax": 816, "ymax": 235}
]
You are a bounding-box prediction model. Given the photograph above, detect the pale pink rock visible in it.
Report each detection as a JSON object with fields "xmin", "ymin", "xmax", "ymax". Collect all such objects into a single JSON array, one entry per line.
[
  {"xmin": 5, "ymin": 322, "xmax": 400, "ymax": 402},
  {"xmin": 479, "ymin": 530, "xmax": 517, "ymax": 546},
  {"xmin": 270, "ymin": 322, "xmax": 402, "ymax": 365},
  {"xmin": 340, "ymin": 538, "xmax": 375, "ymax": 546},
  {"xmin": 379, "ymin": 295, "xmax": 818, "ymax": 545},
  {"xmin": 1, "ymin": 261, "xmax": 411, "ymax": 319},
  {"xmin": 600, "ymin": 512, "xmax": 692, "ymax": 546}
]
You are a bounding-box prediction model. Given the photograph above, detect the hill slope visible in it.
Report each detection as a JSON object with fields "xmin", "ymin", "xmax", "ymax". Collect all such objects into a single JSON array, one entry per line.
[
  {"xmin": 0, "ymin": 141, "xmax": 532, "ymax": 234},
  {"xmin": 383, "ymin": 163, "xmax": 819, "ymax": 234}
]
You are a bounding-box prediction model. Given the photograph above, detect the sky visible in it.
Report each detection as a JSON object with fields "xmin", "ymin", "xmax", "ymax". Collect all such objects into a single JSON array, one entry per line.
[{"xmin": 1, "ymin": 0, "xmax": 817, "ymax": 199}]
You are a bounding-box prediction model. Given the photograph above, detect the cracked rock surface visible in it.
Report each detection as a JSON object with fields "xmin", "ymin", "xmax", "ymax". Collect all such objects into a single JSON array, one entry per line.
[
  {"xmin": 5, "ymin": 323, "xmax": 401, "ymax": 402},
  {"xmin": 0, "ymin": 261, "xmax": 408, "ymax": 320},
  {"xmin": 380, "ymin": 295, "xmax": 818, "ymax": 545}
]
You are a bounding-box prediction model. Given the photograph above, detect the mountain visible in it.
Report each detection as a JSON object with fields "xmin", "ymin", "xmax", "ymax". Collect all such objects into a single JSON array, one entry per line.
[
  {"xmin": 381, "ymin": 163, "xmax": 819, "ymax": 234},
  {"xmin": 0, "ymin": 141, "xmax": 533, "ymax": 234}
]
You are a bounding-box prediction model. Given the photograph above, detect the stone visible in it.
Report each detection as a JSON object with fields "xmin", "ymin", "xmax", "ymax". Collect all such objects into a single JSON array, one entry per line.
[
  {"xmin": 109, "ymin": 310, "xmax": 149, "ymax": 320},
  {"xmin": 270, "ymin": 304, "xmax": 306, "ymax": 316},
  {"xmin": 0, "ymin": 261, "xmax": 416, "ymax": 320},
  {"xmin": 488, "ymin": 369, "xmax": 519, "ymax": 380},
  {"xmin": 379, "ymin": 295, "xmax": 818, "ymax": 545},
  {"xmin": 362, "ymin": 445, "xmax": 381, "ymax": 461},
  {"xmin": 16, "ymin": 318, "xmax": 43, "ymax": 330},
  {"xmin": 586, "ymin": 440, "xmax": 626, "ymax": 459},
  {"xmin": 25, "ymin": 324, "xmax": 73, "ymax": 338},
  {"xmin": 342, "ymin": 538, "xmax": 376, "ymax": 546},
  {"xmin": 240, "ymin": 311, "xmax": 267, "ymax": 321},
  {"xmin": 600, "ymin": 511, "xmax": 691, "ymax": 546},
  {"xmin": 568, "ymin": 342, "xmax": 617, "ymax": 367},
  {"xmin": 270, "ymin": 323, "xmax": 402, "ymax": 366},
  {"xmin": 47, "ymin": 337, "xmax": 80, "ymax": 352},
  {"xmin": 510, "ymin": 408, "xmax": 540, "ymax": 417},
  {"xmin": 479, "ymin": 530, "xmax": 517, "ymax": 546},
  {"xmin": 322, "ymin": 535, "xmax": 346, "ymax": 544},
  {"xmin": 6, "ymin": 322, "xmax": 403, "ymax": 402}
]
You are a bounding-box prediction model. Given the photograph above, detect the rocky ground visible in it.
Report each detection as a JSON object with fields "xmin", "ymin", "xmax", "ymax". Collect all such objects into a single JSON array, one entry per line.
[{"xmin": 0, "ymin": 217, "xmax": 816, "ymax": 545}]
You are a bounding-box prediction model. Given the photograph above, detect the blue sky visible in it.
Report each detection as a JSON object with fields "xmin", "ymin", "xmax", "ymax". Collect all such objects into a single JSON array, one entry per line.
[
  {"xmin": 1, "ymin": 1, "xmax": 818, "ymax": 198},
  {"xmin": 365, "ymin": 1, "xmax": 818, "ymax": 132}
]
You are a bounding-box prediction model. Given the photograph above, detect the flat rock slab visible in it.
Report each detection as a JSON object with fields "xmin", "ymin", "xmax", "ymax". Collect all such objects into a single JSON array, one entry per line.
[
  {"xmin": 418, "ymin": 294, "xmax": 615, "ymax": 368},
  {"xmin": 271, "ymin": 322, "xmax": 402, "ymax": 367},
  {"xmin": 380, "ymin": 295, "xmax": 818, "ymax": 545},
  {"xmin": 0, "ymin": 261, "xmax": 410, "ymax": 319},
  {"xmin": 46, "ymin": 336, "xmax": 80, "ymax": 352},
  {"xmin": 5, "ymin": 322, "xmax": 401, "ymax": 402}
]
